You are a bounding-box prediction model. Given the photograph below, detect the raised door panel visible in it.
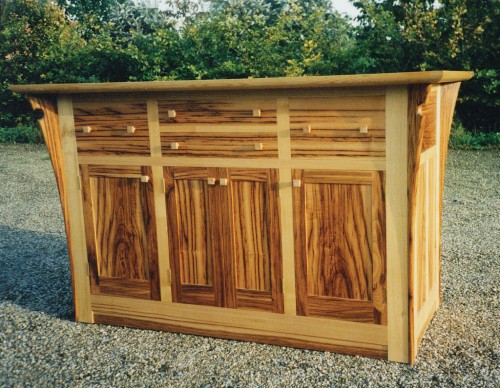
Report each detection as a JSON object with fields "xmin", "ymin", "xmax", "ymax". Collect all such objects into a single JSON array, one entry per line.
[
  {"xmin": 293, "ymin": 170, "xmax": 386, "ymax": 324},
  {"xmin": 164, "ymin": 167, "xmax": 222, "ymax": 306},
  {"xmin": 80, "ymin": 165, "xmax": 160, "ymax": 300},
  {"xmin": 228, "ymin": 169, "xmax": 283, "ymax": 313}
]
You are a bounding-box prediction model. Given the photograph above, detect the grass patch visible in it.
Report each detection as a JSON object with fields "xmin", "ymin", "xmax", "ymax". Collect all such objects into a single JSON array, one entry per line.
[{"xmin": 0, "ymin": 126, "xmax": 43, "ymax": 144}]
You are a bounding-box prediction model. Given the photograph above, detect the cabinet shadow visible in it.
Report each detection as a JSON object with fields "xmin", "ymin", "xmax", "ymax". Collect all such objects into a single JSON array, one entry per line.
[{"xmin": 0, "ymin": 225, "xmax": 74, "ymax": 320}]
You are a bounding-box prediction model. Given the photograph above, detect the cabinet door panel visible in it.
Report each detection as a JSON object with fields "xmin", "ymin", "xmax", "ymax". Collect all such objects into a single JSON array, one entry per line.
[
  {"xmin": 293, "ymin": 170, "xmax": 386, "ymax": 324},
  {"xmin": 229, "ymin": 169, "xmax": 283, "ymax": 313},
  {"xmin": 80, "ymin": 165, "xmax": 160, "ymax": 300},
  {"xmin": 164, "ymin": 167, "xmax": 221, "ymax": 306}
]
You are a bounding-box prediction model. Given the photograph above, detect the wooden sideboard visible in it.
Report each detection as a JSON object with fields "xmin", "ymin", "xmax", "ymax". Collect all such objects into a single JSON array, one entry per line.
[{"xmin": 11, "ymin": 71, "xmax": 473, "ymax": 363}]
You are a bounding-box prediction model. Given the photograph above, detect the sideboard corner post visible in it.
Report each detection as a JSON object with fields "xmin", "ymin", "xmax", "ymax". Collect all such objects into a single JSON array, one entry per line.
[
  {"xmin": 57, "ymin": 94, "xmax": 93, "ymax": 323},
  {"xmin": 385, "ymin": 86, "xmax": 410, "ymax": 363}
]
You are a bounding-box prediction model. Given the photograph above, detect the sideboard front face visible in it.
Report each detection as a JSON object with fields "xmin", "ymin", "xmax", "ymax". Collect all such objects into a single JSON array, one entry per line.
[{"xmin": 28, "ymin": 80, "xmax": 463, "ymax": 363}]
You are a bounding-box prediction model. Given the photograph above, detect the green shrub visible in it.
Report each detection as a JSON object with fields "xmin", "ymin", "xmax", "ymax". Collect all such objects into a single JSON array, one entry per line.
[
  {"xmin": 449, "ymin": 122, "xmax": 500, "ymax": 150},
  {"xmin": 0, "ymin": 125, "xmax": 43, "ymax": 144}
]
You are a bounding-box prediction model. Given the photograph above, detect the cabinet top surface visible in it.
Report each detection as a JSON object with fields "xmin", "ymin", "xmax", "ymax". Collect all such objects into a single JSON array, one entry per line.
[{"xmin": 11, "ymin": 71, "xmax": 473, "ymax": 95}]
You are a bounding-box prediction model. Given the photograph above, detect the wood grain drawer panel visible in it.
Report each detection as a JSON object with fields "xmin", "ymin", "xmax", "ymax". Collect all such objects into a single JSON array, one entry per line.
[
  {"xmin": 290, "ymin": 95, "xmax": 386, "ymax": 158},
  {"xmin": 158, "ymin": 99, "xmax": 277, "ymax": 125},
  {"xmin": 74, "ymin": 101, "xmax": 150, "ymax": 156},
  {"xmin": 161, "ymin": 133, "xmax": 278, "ymax": 158}
]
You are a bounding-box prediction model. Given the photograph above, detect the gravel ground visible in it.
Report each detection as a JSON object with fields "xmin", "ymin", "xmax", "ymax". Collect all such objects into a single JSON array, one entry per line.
[{"xmin": 0, "ymin": 144, "xmax": 498, "ymax": 387}]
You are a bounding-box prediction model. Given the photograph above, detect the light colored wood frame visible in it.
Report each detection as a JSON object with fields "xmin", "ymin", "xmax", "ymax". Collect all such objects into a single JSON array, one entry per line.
[{"xmin": 20, "ymin": 73, "xmax": 470, "ymax": 363}]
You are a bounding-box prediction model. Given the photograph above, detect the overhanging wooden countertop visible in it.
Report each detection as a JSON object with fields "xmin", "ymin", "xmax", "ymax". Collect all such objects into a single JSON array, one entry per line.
[{"xmin": 10, "ymin": 71, "xmax": 473, "ymax": 95}]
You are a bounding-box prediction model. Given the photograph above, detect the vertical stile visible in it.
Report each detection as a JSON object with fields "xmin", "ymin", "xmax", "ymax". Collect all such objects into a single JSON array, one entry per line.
[
  {"xmin": 148, "ymin": 98, "xmax": 172, "ymax": 302},
  {"xmin": 58, "ymin": 95, "xmax": 93, "ymax": 323},
  {"xmin": 385, "ymin": 86, "xmax": 410, "ymax": 363}
]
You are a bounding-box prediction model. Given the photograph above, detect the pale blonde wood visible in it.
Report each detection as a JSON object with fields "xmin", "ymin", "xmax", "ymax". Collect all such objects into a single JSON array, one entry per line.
[
  {"xmin": 385, "ymin": 86, "xmax": 409, "ymax": 363},
  {"xmin": 58, "ymin": 95, "xmax": 93, "ymax": 322},
  {"xmin": 90, "ymin": 294, "xmax": 388, "ymax": 346},
  {"xmin": 11, "ymin": 71, "xmax": 473, "ymax": 94},
  {"xmin": 152, "ymin": 165, "xmax": 172, "ymax": 302},
  {"xmin": 82, "ymin": 126, "xmax": 92, "ymax": 133},
  {"xmin": 77, "ymin": 155, "xmax": 387, "ymax": 171},
  {"xmin": 359, "ymin": 124, "xmax": 369, "ymax": 134},
  {"xmin": 303, "ymin": 125, "xmax": 312, "ymax": 134},
  {"xmin": 127, "ymin": 125, "xmax": 136, "ymax": 134},
  {"xmin": 147, "ymin": 99, "xmax": 162, "ymax": 157},
  {"xmin": 275, "ymin": 98, "xmax": 297, "ymax": 316}
]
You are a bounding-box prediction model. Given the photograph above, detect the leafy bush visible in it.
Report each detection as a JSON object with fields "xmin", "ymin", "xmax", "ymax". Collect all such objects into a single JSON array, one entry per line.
[
  {"xmin": 0, "ymin": 125, "xmax": 43, "ymax": 144},
  {"xmin": 449, "ymin": 122, "xmax": 500, "ymax": 150}
]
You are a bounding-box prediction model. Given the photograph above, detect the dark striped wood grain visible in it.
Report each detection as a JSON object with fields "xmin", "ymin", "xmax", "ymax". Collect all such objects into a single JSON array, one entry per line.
[
  {"xmin": 164, "ymin": 167, "xmax": 283, "ymax": 313},
  {"xmin": 73, "ymin": 101, "xmax": 150, "ymax": 156},
  {"xmin": 80, "ymin": 165, "xmax": 160, "ymax": 300},
  {"xmin": 158, "ymin": 99, "xmax": 277, "ymax": 125},
  {"xmin": 289, "ymin": 95, "xmax": 386, "ymax": 158},
  {"xmin": 160, "ymin": 133, "xmax": 278, "ymax": 158},
  {"xmin": 293, "ymin": 170, "xmax": 386, "ymax": 324}
]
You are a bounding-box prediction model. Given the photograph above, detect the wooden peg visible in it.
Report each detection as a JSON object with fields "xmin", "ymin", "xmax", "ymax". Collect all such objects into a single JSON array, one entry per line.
[
  {"xmin": 207, "ymin": 177, "xmax": 216, "ymax": 185},
  {"xmin": 82, "ymin": 126, "xmax": 92, "ymax": 133},
  {"xmin": 168, "ymin": 109, "xmax": 177, "ymax": 118},
  {"xmin": 126, "ymin": 125, "xmax": 136, "ymax": 134},
  {"xmin": 253, "ymin": 109, "xmax": 261, "ymax": 117},
  {"xmin": 416, "ymin": 105, "xmax": 424, "ymax": 117},
  {"xmin": 303, "ymin": 125, "xmax": 311, "ymax": 134},
  {"xmin": 140, "ymin": 175, "xmax": 150, "ymax": 183},
  {"xmin": 170, "ymin": 142, "xmax": 179, "ymax": 150},
  {"xmin": 292, "ymin": 179, "xmax": 302, "ymax": 188},
  {"xmin": 254, "ymin": 142, "xmax": 263, "ymax": 151},
  {"xmin": 359, "ymin": 124, "xmax": 368, "ymax": 134},
  {"xmin": 219, "ymin": 178, "xmax": 228, "ymax": 186}
]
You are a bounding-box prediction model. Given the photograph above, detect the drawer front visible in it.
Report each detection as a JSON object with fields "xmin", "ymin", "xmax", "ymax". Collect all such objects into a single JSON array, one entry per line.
[
  {"xmin": 289, "ymin": 95, "xmax": 385, "ymax": 158},
  {"xmin": 161, "ymin": 133, "xmax": 278, "ymax": 158},
  {"xmin": 74, "ymin": 101, "xmax": 150, "ymax": 156},
  {"xmin": 158, "ymin": 98, "xmax": 277, "ymax": 126}
]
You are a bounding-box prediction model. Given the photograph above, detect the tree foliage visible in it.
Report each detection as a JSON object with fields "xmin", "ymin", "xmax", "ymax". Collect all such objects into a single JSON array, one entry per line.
[{"xmin": 0, "ymin": 0, "xmax": 498, "ymax": 132}]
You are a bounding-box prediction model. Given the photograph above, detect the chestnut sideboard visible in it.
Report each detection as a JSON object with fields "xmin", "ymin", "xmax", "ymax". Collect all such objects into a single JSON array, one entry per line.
[{"xmin": 11, "ymin": 71, "xmax": 472, "ymax": 363}]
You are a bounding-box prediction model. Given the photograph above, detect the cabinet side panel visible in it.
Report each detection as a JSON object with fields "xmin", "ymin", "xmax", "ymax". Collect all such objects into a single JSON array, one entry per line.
[{"xmin": 29, "ymin": 96, "xmax": 83, "ymax": 317}]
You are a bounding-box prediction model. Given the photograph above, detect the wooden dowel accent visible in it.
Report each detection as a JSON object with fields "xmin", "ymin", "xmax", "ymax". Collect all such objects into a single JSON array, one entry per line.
[
  {"xmin": 254, "ymin": 142, "xmax": 264, "ymax": 151},
  {"xmin": 303, "ymin": 125, "xmax": 312, "ymax": 134},
  {"xmin": 170, "ymin": 142, "xmax": 179, "ymax": 150},
  {"xmin": 219, "ymin": 178, "xmax": 228, "ymax": 186},
  {"xmin": 140, "ymin": 175, "xmax": 150, "ymax": 183},
  {"xmin": 207, "ymin": 177, "xmax": 216, "ymax": 185},
  {"xmin": 126, "ymin": 125, "xmax": 136, "ymax": 134},
  {"xmin": 253, "ymin": 109, "xmax": 262, "ymax": 117},
  {"xmin": 292, "ymin": 179, "xmax": 302, "ymax": 188},
  {"xmin": 416, "ymin": 105, "xmax": 424, "ymax": 117},
  {"xmin": 82, "ymin": 126, "xmax": 92, "ymax": 133},
  {"xmin": 168, "ymin": 110, "xmax": 177, "ymax": 118},
  {"xmin": 359, "ymin": 124, "xmax": 369, "ymax": 134}
]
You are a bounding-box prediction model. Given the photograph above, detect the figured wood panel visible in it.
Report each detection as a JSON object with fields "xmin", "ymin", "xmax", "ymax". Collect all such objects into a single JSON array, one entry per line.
[
  {"xmin": 74, "ymin": 101, "xmax": 150, "ymax": 156},
  {"xmin": 160, "ymin": 132, "xmax": 278, "ymax": 158},
  {"xmin": 232, "ymin": 180, "xmax": 271, "ymax": 291},
  {"xmin": 164, "ymin": 167, "xmax": 220, "ymax": 306},
  {"xmin": 289, "ymin": 95, "xmax": 386, "ymax": 158},
  {"xmin": 80, "ymin": 165, "xmax": 160, "ymax": 300},
  {"xmin": 229, "ymin": 169, "xmax": 283, "ymax": 313},
  {"xmin": 293, "ymin": 170, "xmax": 386, "ymax": 324},
  {"xmin": 158, "ymin": 99, "xmax": 277, "ymax": 125}
]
